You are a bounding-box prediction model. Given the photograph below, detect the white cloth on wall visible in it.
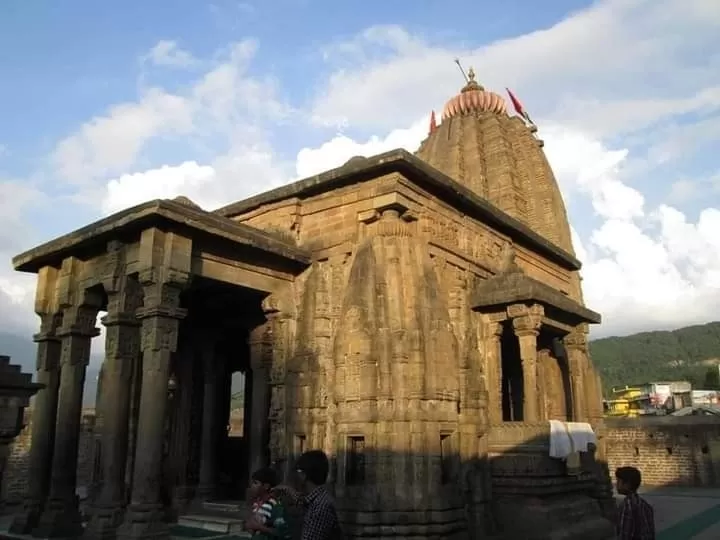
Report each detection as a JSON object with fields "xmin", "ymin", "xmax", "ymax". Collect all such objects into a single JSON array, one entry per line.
[
  {"xmin": 565, "ymin": 421, "xmax": 597, "ymax": 453},
  {"xmin": 548, "ymin": 420, "xmax": 597, "ymax": 459},
  {"xmin": 549, "ymin": 419, "xmax": 572, "ymax": 458}
]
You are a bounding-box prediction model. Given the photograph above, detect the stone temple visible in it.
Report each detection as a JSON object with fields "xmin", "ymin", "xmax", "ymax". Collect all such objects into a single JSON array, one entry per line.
[{"xmin": 8, "ymin": 72, "xmax": 616, "ymax": 539}]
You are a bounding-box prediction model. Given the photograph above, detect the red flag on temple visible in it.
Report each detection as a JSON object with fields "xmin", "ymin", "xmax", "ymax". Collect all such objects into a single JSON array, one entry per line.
[
  {"xmin": 429, "ymin": 110, "xmax": 437, "ymax": 135},
  {"xmin": 506, "ymin": 88, "xmax": 534, "ymax": 126}
]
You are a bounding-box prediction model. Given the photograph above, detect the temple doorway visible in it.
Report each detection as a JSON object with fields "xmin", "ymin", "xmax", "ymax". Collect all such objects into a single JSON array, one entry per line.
[
  {"xmin": 500, "ymin": 321, "xmax": 523, "ymax": 421},
  {"xmin": 161, "ymin": 277, "xmax": 268, "ymax": 507}
]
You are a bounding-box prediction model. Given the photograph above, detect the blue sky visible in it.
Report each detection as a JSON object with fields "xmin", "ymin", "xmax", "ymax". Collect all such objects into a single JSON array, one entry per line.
[{"xmin": 0, "ymin": 0, "xmax": 719, "ymax": 339}]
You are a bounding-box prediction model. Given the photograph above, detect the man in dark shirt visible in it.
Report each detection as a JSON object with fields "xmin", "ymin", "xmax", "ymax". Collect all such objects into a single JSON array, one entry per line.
[
  {"xmin": 273, "ymin": 450, "xmax": 342, "ymax": 540},
  {"xmin": 615, "ymin": 466, "xmax": 655, "ymax": 540}
]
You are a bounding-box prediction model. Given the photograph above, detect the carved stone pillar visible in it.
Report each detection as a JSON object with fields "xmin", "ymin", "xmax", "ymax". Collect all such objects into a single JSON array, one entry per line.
[
  {"xmin": 509, "ymin": 305, "xmax": 543, "ymax": 423},
  {"xmin": 124, "ymin": 349, "xmax": 142, "ymax": 502},
  {"xmin": 564, "ymin": 329, "xmax": 588, "ymax": 422},
  {"xmin": 536, "ymin": 349, "xmax": 548, "ymax": 422},
  {"xmin": 85, "ymin": 276, "xmax": 142, "ymax": 539},
  {"xmin": 118, "ymin": 276, "xmax": 187, "ymax": 540},
  {"xmin": 485, "ymin": 320, "xmax": 504, "ymax": 425},
  {"xmin": 35, "ymin": 300, "xmax": 101, "ymax": 538},
  {"xmin": 197, "ymin": 337, "xmax": 223, "ymax": 502},
  {"xmin": 9, "ymin": 313, "xmax": 62, "ymax": 534},
  {"xmin": 167, "ymin": 337, "xmax": 196, "ymax": 510},
  {"xmin": 248, "ymin": 322, "xmax": 271, "ymax": 477},
  {"xmin": 262, "ymin": 295, "xmax": 292, "ymax": 477}
]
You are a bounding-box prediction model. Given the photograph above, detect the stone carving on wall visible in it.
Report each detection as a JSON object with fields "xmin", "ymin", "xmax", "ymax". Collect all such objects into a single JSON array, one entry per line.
[{"xmin": 422, "ymin": 213, "xmax": 505, "ymax": 270}]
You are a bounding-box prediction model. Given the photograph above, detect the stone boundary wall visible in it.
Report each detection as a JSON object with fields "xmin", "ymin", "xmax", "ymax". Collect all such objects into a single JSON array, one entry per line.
[
  {"xmin": 2, "ymin": 409, "xmax": 245, "ymax": 507},
  {"xmin": 603, "ymin": 416, "xmax": 720, "ymax": 488},
  {"xmin": 1, "ymin": 410, "xmax": 96, "ymax": 506}
]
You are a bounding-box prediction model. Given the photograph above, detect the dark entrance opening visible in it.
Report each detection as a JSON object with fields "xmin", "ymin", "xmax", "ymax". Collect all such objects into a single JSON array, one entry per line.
[
  {"xmin": 500, "ymin": 321, "xmax": 523, "ymax": 421},
  {"xmin": 164, "ymin": 277, "xmax": 266, "ymax": 505},
  {"xmin": 218, "ymin": 335, "xmax": 251, "ymax": 500}
]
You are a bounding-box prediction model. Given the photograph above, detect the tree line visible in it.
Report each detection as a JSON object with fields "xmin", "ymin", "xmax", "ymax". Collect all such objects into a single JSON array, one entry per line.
[{"xmin": 589, "ymin": 321, "xmax": 720, "ymax": 395}]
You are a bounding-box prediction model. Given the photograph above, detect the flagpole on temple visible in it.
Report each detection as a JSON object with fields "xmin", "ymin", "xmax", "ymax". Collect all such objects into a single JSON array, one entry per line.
[{"xmin": 506, "ymin": 87, "xmax": 544, "ymax": 146}]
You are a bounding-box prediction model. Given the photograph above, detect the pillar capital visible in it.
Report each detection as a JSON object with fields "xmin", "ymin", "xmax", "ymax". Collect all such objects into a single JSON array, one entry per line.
[
  {"xmin": 564, "ymin": 328, "xmax": 589, "ymax": 352},
  {"xmin": 139, "ymin": 313, "xmax": 185, "ymax": 354},
  {"xmin": 33, "ymin": 313, "xmax": 63, "ymax": 372},
  {"xmin": 487, "ymin": 321, "xmax": 504, "ymax": 339},
  {"xmin": 512, "ymin": 314, "xmax": 542, "ymax": 337},
  {"xmin": 35, "ymin": 311, "xmax": 62, "ymax": 337},
  {"xmin": 57, "ymin": 303, "xmax": 101, "ymax": 340},
  {"xmin": 138, "ymin": 267, "xmax": 191, "ymax": 313},
  {"xmin": 506, "ymin": 302, "xmax": 544, "ymax": 320}
]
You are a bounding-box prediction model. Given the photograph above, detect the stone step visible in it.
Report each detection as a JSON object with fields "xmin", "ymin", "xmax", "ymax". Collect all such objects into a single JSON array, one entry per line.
[
  {"xmin": 177, "ymin": 514, "xmax": 247, "ymax": 536},
  {"xmin": 202, "ymin": 501, "xmax": 246, "ymax": 515}
]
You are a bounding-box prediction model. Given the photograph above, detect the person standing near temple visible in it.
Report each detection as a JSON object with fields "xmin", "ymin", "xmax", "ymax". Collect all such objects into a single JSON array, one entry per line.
[
  {"xmin": 244, "ymin": 467, "xmax": 291, "ymax": 539},
  {"xmin": 273, "ymin": 450, "xmax": 343, "ymax": 540},
  {"xmin": 615, "ymin": 466, "xmax": 655, "ymax": 540}
]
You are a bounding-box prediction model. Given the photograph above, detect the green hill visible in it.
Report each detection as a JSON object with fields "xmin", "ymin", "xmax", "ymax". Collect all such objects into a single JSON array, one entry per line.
[{"xmin": 590, "ymin": 321, "xmax": 720, "ymax": 393}]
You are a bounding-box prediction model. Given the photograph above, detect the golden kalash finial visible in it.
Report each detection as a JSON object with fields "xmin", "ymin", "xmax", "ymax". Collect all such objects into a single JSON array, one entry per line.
[{"xmin": 454, "ymin": 59, "xmax": 484, "ymax": 92}]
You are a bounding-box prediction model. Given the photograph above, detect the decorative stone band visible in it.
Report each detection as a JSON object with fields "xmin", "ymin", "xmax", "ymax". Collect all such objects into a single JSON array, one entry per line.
[{"xmin": 442, "ymin": 89, "xmax": 507, "ymax": 120}]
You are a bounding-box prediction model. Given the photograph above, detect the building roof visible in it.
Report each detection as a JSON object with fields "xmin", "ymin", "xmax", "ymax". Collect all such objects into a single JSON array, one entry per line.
[
  {"xmin": 215, "ymin": 148, "xmax": 582, "ymax": 271},
  {"xmin": 470, "ymin": 265, "xmax": 601, "ymax": 324},
  {"xmin": 13, "ymin": 198, "xmax": 311, "ymax": 273}
]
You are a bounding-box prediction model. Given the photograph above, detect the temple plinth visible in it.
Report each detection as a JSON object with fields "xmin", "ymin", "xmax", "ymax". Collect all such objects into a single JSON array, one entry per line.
[{"xmin": 8, "ymin": 76, "xmax": 613, "ymax": 539}]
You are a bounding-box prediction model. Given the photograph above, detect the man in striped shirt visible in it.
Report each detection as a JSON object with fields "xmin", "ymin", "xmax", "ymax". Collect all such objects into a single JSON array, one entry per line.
[
  {"xmin": 273, "ymin": 450, "xmax": 343, "ymax": 540},
  {"xmin": 244, "ymin": 467, "xmax": 291, "ymax": 539},
  {"xmin": 615, "ymin": 466, "xmax": 655, "ymax": 540}
]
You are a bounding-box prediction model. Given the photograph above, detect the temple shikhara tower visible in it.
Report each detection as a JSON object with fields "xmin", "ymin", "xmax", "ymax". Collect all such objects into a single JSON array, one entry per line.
[{"xmin": 8, "ymin": 70, "xmax": 615, "ymax": 539}]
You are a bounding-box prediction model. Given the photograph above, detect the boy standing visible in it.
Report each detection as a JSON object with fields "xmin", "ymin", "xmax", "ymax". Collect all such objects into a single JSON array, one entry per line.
[
  {"xmin": 273, "ymin": 450, "xmax": 342, "ymax": 540},
  {"xmin": 615, "ymin": 466, "xmax": 655, "ymax": 540},
  {"xmin": 244, "ymin": 467, "xmax": 291, "ymax": 539}
]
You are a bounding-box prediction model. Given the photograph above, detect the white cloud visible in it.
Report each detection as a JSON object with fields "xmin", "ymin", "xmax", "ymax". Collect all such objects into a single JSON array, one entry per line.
[
  {"xmin": 52, "ymin": 40, "xmax": 290, "ymax": 190},
  {"xmin": 103, "ymin": 161, "xmax": 216, "ymax": 214},
  {"xmin": 547, "ymin": 132, "xmax": 720, "ymax": 337},
  {"xmin": 101, "ymin": 145, "xmax": 288, "ymax": 214},
  {"xmin": 295, "ymin": 117, "xmax": 428, "ymax": 178},
  {"xmin": 312, "ymin": 0, "xmax": 720, "ymax": 137},
  {"xmin": 668, "ymin": 179, "xmax": 699, "ymax": 203},
  {"xmin": 53, "ymin": 89, "xmax": 194, "ymax": 184},
  {"xmin": 144, "ymin": 40, "xmax": 197, "ymax": 68},
  {"xmin": 0, "ymin": 181, "xmax": 49, "ymax": 334}
]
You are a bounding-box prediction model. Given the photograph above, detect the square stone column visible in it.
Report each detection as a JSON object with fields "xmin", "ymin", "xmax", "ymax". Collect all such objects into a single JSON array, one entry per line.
[
  {"xmin": 485, "ymin": 321, "xmax": 504, "ymax": 425},
  {"xmin": 34, "ymin": 301, "xmax": 101, "ymax": 538},
  {"xmin": 509, "ymin": 305, "xmax": 543, "ymax": 423},
  {"xmin": 564, "ymin": 330, "xmax": 588, "ymax": 422},
  {"xmin": 166, "ymin": 337, "xmax": 196, "ymax": 511},
  {"xmin": 117, "ymin": 278, "xmax": 187, "ymax": 540},
  {"xmin": 247, "ymin": 322, "xmax": 271, "ymax": 478},
  {"xmin": 85, "ymin": 279, "xmax": 143, "ymax": 539},
  {"xmin": 9, "ymin": 314, "xmax": 62, "ymax": 534}
]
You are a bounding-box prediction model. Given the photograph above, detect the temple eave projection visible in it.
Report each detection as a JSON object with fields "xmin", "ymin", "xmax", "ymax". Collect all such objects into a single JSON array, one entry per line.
[{"xmin": 8, "ymin": 72, "xmax": 616, "ymax": 540}]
